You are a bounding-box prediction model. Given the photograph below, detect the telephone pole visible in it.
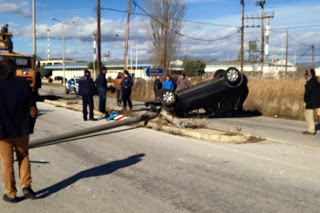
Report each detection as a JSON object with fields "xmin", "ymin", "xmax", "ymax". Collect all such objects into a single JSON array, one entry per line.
[
  {"xmin": 124, "ymin": 0, "xmax": 131, "ymax": 70},
  {"xmin": 32, "ymin": 0, "xmax": 36, "ymax": 68},
  {"xmin": 285, "ymin": 28, "xmax": 289, "ymax": 75},
  {"xmin": 240, "ymin": 0, "xmax": 245, "ymax": 73},
  {"xmin": 97, "ymin": 0, "xmax": 101, "ymax": 74},
  {"xmin": 259, "ymin": 1, "xmax": 265, "ymax": 73},
  {"xmin": 312, "ymin": 44, "xmax": 315, "ymax": 68}
]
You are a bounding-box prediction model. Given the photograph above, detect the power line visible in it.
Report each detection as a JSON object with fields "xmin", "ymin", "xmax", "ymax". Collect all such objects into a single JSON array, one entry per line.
[
  {"xmin": 288, "ymin": 34, "xmax": 311, "ymax": 47},
  {"xmin": 296, "ymin": 47, "xmax": 312, "ymax": 61},
  {"xmin": 133, "ymin": 2, "xmax": 238, "ymax": 42},
  {"xmin": 100, "ymin": 7, "xmax": 238, "ymax": 28}
]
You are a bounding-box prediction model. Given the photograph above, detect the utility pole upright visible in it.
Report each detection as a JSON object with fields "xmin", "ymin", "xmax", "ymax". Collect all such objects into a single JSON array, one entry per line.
[
  {"xmin": 285, "ymin": 28, "xmax": 289, "ymax": 75},
  {"xmin": 124, "ymin": 0, "xmax": 132, "ymax": 70},
  {"xmin": 32, "ymin": 0, "xmax": 36, "ymax": 69},
  {"xmin": 312, "ymin": 44, "xmax": 315, "ymax": 68},
  {"xmin": 240, "ymin": 0, "xmax": 245, "ymax": 73},
  {"xmin": 97, "ymin": 0, "xmax": 101, "ymax": 74},
  {"xmin": 259, "ymin": 1, "xmax": 265, "ymax": 73}
]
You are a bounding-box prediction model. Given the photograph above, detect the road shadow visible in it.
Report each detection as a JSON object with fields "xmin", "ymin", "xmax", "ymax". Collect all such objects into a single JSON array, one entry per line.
[
  {"xmin": 39, "ymin": 95, "xmax": 64, "ymax": 101},
  {"xmin": 35, "ymin": 153, "xmax": 145, "ymax": 199}
]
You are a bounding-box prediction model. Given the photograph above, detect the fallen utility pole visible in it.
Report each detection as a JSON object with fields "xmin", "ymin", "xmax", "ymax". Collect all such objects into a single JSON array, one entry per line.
[{"xmin": 30, "ymin": 113, "xmax": 158, "ymax": 149}]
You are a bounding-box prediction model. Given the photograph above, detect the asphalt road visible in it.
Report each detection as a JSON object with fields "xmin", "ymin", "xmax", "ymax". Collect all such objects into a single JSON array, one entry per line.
[{"xmin": 1, "ymin": 99, "xmax": 320, "ymax": 212}]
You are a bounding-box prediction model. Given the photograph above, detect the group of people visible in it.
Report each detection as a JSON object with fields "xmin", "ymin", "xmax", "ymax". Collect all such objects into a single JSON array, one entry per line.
[
  {"xmin": 78, "ymin": 68, "xmax": 134, "ymax": 121},
  {"xmin": 303, "ymin": 68, "xmax": 320, "ymax": 135},
  {"xmin": 153, "ymin": 73, "xmax": 191, "ymax": 98}
]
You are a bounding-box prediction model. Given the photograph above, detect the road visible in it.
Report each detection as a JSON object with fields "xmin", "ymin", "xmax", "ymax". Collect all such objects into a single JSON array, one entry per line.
[{"xmin": 1, "ymin": 98, "xmax": 320, "ymax": 212}]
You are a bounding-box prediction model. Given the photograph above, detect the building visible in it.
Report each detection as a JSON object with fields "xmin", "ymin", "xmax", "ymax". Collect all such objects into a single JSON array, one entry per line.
[
  {"xmin": 38, "ymin": 59, "xmax": 78, "ymax": 67},
  {"xmin": 205, "ymin": 59, "xmax": 297, "ymax": 74}
]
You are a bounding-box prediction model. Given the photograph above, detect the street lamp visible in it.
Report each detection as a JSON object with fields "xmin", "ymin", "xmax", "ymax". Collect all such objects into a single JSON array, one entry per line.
[{"xmin": 51, "ymin": 17, "xmax": 75, "ymax": 86}]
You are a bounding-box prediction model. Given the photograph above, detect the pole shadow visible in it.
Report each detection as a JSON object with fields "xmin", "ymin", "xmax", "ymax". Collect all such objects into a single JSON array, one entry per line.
[{"xmin": 35, "ymin": 153, "xmax": 145, "ymax": 199}]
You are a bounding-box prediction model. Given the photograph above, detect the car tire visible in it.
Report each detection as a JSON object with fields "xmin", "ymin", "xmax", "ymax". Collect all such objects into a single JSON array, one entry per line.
[
  {"xmin": 214, "ymin": 69, "xmax": 225, "ymax": 79},
  {"xmin": 158, "ymin": 89, "xmax": 176, "ymax": 106},
  {"xmin": 65, "ymin": 88, "xmax": 69, "ymax": 94},
  {"xmin": 224, "ymin": 67, "xmax": 243, "ymax": 88}
]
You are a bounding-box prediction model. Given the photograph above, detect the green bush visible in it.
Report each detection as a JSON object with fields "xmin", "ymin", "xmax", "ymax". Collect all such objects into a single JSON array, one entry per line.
[{"xmin": 183, "ymin": 59, "xmax": 206, "ymax": 76}]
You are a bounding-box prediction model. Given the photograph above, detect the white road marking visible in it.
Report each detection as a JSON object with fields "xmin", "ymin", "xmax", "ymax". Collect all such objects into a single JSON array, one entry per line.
[{"xmin": 266, "ymin": 137, "xmax": 320, "ymax": 152}]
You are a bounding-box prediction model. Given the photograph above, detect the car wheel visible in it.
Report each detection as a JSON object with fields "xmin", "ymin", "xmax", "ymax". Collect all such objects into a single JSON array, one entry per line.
[
  {"xmin": 224, "ymin": 67, "xmax": 243, "ymax": 88},
  {"xmin": 158, "ymin": 89, "xmax": 176, "ymax": 106},
  {"xmin": 214, "ymin": 69, "xmax": 225, "ymax": 79}
]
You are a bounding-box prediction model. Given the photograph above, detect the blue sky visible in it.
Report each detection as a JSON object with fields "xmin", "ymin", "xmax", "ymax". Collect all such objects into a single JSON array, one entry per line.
[{"xmin": 0, "ymin": 0, "xmax": 319, "ymax": 63}]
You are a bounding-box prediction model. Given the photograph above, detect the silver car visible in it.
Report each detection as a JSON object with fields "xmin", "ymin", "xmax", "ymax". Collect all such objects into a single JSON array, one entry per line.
[{"xmin": 65, "ymin": 77, "xmax": 80, "ymax": 94}]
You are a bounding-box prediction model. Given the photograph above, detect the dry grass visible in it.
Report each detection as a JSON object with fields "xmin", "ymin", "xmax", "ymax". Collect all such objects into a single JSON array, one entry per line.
[
  {"xmin": 107, "ymin": 74, "xmax": 313, "ymax": 120},
  {"xmin": 243, "ymin": 75, "xmax": 306, "ymax": 120}
]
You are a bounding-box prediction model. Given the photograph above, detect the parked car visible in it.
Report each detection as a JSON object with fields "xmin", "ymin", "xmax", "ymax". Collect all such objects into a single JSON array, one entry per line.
[
  {"xmin": 65, "ymin": 77, "xmax": 80, "ymax": 94},
  {"xmin": 146, "ymin": 67, "xmax": 249, "ymax": 117}
]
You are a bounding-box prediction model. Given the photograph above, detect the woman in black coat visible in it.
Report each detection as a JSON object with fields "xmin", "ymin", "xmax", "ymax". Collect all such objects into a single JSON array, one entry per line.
[{"xmin": 303, "ymin": 69, "xmax": 320, "ymax": 135}]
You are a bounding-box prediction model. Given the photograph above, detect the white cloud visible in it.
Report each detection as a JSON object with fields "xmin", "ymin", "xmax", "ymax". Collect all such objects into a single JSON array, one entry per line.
[{"xmin": 0, "ymin": 1, "xmax": 31, "ymax": 18}]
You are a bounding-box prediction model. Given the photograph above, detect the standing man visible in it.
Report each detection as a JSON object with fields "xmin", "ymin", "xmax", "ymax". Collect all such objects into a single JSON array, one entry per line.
[
  {"xmin": 79, "ymin": 70, "xmax": 97, "ymax": 121},
  {"xmin": 177, "ymin": 73, "xmax": 190, "ymax": 90},
  {"xmin": 95, "ymin": 67, "xmax": 108, "ymax": 116},
  {"xmin": 114, "ymin": 72, "xmax": 123, "ymax": 106},
  {"xmin": 121, "ymin": 70, "xmax": 134, "ymax": 110},
  {"xmin": 1, "ymin": 24, "xmax": 8, "ymax": 41},
  {"xmin": 303, "ymin": 69, "xmax": 320, "ymax": 135},
  {"xmin": 154, "ymin": 75, "xmax": 162, "ymax": 98},
  {"xmin": 0, "ymin": 59, "xmax": 37, "ymax": 202},
  {"xmin": 162, "ymin": 75, "xmax": 174, "ymax": 91}
]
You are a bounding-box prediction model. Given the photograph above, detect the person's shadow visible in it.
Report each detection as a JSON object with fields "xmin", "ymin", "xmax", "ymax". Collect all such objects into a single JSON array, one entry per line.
[{"xmin": 35, "ymin": 153, "xmax": 145, "ymax": 199}]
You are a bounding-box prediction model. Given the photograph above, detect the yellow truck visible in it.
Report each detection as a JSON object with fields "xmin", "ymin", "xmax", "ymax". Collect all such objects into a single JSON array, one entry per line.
[
  {"xmin": 0, "ymin": 31, "xmax": 36, "ymax": 90},
  {"xmin": 0, "ymin": 52, "xmax": 36, "ymax": 89}
]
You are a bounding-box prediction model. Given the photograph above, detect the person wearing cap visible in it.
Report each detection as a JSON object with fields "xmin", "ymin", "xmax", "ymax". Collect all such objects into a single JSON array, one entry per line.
[
  {"xmin": 0, "ymin": 59, "xmax": 37, "ymax": 203},
  {"xmin": 303, "ymin": 69, "xmax": 320, "ymax": 135},
  {"xmin": 95, "ymin": 67, "xmax": 108, "ymax": 116}
]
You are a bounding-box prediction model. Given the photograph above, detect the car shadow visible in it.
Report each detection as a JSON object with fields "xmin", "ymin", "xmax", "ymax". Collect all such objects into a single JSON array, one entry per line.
[{"xmin": 34, "ymin": 153, "xmax": 145, "ymax": 199}]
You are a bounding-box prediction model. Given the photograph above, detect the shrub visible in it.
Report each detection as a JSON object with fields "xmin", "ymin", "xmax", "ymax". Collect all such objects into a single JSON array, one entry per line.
[{"xmin": 183, "ymin": 59, "xmax": 206, "ymax": 76}]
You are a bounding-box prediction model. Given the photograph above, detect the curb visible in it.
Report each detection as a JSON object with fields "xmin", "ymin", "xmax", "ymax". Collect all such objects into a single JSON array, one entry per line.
[
  {"xmin": 43, "ymin": 99, "xmax": 258, "ymax": 143},
  {"xmin": 141, "ymin": 122, "xmax": 254, "ymax": 143}
]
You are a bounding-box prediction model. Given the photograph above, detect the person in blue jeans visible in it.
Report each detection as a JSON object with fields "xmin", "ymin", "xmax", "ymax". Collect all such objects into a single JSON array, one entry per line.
[
  {"xmin": 95, "ymin": 67, "xmax": 108, "ymax": 116},
  {"xmin": 162, "ymin": 75, "xmax": 174, "ymax": 91}
]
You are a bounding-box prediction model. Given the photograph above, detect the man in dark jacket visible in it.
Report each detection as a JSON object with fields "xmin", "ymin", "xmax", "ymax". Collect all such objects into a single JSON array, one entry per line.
[
  {"xmin": 121, "ymin": 70, "xmax": 134, "ymax": 110},
  {"xmin": 79, "ymin": 70, "xmax": 97, "ymax": 121},
  {"xmin": 95, "ymin": 67, "xmax": 108, "ymax": 116},
  {"xmin": 303, "ymin": 69, "xmax": 320, "ymax": 135},
  {"xmin": 0, "ymin": 59, "xmax": 37, "ymax": 202},
  {"xmin": 154, "ymin": 75, "xmax": 162, "ymax": 98}
]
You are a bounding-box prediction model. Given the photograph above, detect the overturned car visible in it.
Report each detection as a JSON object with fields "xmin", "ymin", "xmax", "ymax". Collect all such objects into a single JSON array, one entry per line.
[{"xmin": 146, "ymin": 67, "xmax": 249, "ymax": 117}]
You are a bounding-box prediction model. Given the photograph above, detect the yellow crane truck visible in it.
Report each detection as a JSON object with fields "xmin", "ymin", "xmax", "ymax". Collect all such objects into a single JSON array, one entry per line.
[{"xmin": 0, "ymin": 31, "xmax": 36, "ymax": 90}]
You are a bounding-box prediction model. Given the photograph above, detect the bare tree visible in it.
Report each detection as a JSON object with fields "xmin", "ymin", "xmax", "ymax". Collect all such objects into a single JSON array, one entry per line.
[{"xmin": 145, "ymin": 0, "xmax": 185, "ymax": 76}]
